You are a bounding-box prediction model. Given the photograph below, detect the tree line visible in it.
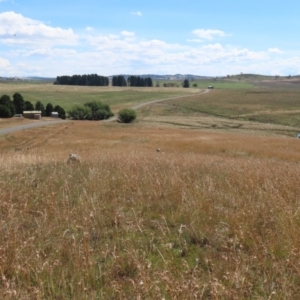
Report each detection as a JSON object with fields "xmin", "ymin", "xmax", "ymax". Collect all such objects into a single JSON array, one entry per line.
[
  {"xmin": 54, "ymin": 74, "xmax": 109, "ymax": 86},
  {"xmin": 0, "ymin": 93, "xmax": 66, "ymax": 119},
  {"xmin": 112, "ymin": 75, "xmax": 153, "ymax": 87},
  {"xmin": 55, "ymin": 74, "xmax": 154, "ymax": 87}
]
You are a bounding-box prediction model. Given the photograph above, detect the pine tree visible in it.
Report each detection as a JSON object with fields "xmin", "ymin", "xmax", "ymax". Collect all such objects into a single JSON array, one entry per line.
[{"xmin": 13, "ymin": 93, "xmax": 25, "ymax": 114}]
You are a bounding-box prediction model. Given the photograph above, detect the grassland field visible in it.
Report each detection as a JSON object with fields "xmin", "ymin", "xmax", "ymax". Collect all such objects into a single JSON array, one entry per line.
[{"xmin": 0, "ymin": 78, "xmax": 300, "ymax": 299}]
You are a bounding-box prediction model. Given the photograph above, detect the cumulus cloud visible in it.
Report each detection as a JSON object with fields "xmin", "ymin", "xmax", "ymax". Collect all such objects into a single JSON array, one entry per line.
[
  {"xmin": 268, "ymin": 47, "xmax": 283, "ymax": 54},
  {"xmin": 192, "ymin": 29, "xmax": 227, "ymax": 41},
  {"xmin": 0, "ymin": 11, "xmax": 78, "ymax": 46},
  {"xmin": 121, "ymin": 31, "xmax": 135, "ymax": 37},
  {"xmin": 0, "ymin": 56, "xmax": 10, "ymax": 68},
  {"xmin": 187, "ymin": 39, "xmax": 203, "ymax": 43},
  {"xmin": 0, "ymin": 13, "xmax": 297, "ymax": 77},
  {"xmin": 131, "ymin": 11, "xmax": 142, "ymax": 16},
  {"xmin": 23, "ymin": 48, "xmax": 77, "ymax": 57}
]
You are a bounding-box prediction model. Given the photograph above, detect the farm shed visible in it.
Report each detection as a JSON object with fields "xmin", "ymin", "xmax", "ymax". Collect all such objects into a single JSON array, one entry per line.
[
  {"xmin": 23, "ymin": 111, "xmax": 42, "ymax": 119},
  {"xmin": 51, "ymin": 112, "xmax": 59, "ymax": 118}
]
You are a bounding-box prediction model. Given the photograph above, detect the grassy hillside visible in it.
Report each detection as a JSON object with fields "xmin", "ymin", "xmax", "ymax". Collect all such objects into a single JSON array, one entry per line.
[
  {"xmin": 138, "ymin": 89, "xmax": 300, "ymax": 133},
  {"xmin": 1, "ymin": 122, "xmax": 300, "ymax": 299},
  {"xmin": 0, "ymin": 83, "xmax": 194, "ymax": 112},
  {"xmin": 1, "ymin": 81, "xmax": 300, "ymax": 298}
]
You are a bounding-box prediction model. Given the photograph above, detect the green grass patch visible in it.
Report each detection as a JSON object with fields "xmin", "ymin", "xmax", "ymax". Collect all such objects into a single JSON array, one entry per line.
[{"xmin": 0, "ymin": 83, "xmax": 191, "ymax": 112}]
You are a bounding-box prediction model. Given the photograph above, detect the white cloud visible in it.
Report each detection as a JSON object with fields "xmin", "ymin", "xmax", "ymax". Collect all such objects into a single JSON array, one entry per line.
[
  {"xmin": 131, "ymin": 11, "xmax": 142, "ymax": 16},
  {"xmin": 268, "ymin": 47, "xmax": 283, "ymax": 54},
  {"xmin": 0, "ymin": 11, "xmax": 78, "ymax": 46},
  {"xmin": 192, "ymin": 29, "xmax": 227, "ymax": 41},
  {"xmin": 23, "ymin": 48, "xmax": 77, "ymax": 57},
  {"xmin": 187, "ymin": 39, "xmax": 203, "ymax": 43},
  {"xmin": 121, "ymin": 31, "xmax": 135, "ymax": 37},
  {"xmin": 0, "ymin": 56, "xmax": 10, "ymax": 68},
  {"xmin": 0, "ymin": 13, "xmax": 298, "ymax": 77}
]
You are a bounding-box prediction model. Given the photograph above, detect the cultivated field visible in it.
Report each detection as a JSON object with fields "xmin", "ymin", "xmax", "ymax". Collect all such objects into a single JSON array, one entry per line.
[{"xmin": 1, "ymin": 80, "xmax": 300, "ymax": 299}]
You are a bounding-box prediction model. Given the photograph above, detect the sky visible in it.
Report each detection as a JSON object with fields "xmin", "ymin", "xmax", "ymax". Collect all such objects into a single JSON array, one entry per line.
[{"xmin": 0, "ymin": 0, "xmax": 300, "ymax": 77}]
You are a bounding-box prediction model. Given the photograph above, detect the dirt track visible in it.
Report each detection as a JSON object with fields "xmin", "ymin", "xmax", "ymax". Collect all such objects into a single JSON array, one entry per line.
[
  {"xmin": 105, "ymin": 89, "xmax": 210, "ymax": 122},
  {"xmin": 0, "ymin": 120, "xmax": 68, "ymax": 135}
]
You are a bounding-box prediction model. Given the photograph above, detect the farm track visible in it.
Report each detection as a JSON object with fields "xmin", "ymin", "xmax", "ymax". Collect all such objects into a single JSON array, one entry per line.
[
  {"xmin": 0, "ymin": 119, "xmax": 69, "ymax": 135},
  {"xmin": 105, "ymin": 89, "xmax": 210, "ymax": 122}
]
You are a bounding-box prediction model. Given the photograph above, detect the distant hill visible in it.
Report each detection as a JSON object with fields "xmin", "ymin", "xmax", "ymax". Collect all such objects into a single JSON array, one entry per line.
[
  {"xmin": 25, "ymin": 77, "xmax": 56, "ymax": 82},
  {"xmin": 0, "ymin": 76, "xmax": 55, "ymax": 82}
]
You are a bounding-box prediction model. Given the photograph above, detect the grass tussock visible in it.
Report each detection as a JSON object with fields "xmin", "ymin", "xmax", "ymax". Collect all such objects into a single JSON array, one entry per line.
[{"xmin": 1, "ymin": 122, "xmax": 300, "ymax": 299}]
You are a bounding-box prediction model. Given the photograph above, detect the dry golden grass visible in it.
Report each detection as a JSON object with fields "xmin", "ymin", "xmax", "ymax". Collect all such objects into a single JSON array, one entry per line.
[
  {"xmin": 1, "ymin": 122, "xmax": 300, "ymax": 299},
  {"xmin": 0, "ymin": 118, "xmax": 36, "ymax": 130}
]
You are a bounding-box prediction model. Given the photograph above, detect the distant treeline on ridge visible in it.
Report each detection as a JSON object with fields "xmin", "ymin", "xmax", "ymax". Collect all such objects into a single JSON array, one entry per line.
[
  {"xmin": 54, "ymin": 74, "xmax": 109, "ymax": 86},
  {"xmin": 112, "ymin": 75, "xmax": 153, "ymax": 87},
  {"xmin": 54, "ymin": 74, "xmax": 153, "ymax": 87}
]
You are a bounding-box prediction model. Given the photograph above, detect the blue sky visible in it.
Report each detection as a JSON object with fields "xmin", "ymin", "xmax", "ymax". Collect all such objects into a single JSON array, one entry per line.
[{"xmin": 0, "ymin": 0, "xmax": 300, "ymax": 77}]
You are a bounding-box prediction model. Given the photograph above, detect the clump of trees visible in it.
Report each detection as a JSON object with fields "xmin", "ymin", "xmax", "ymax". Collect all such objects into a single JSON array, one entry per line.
[
  {"xmin": 55, "ymin": 74, "xmax": 109, "ymax": 86},
  {"xmin": 112, "ymin": 75, "xmax": 127, "ymax": 87},
  {"xmin": 111, "ymin": 75, "xmax": 153, "ymax": 87},
  {"xmin": 68, "ymin": 101, "xmax": 113, "ymax": 120},
  {"xmin": 127, "ymin": 76, "xmax": 153, "ymax": 87},
  {"xmin": 0, "ymin": 92, "xmax": 66, "ymax": 119},
  {"xmin": 118, "ymin": 108, "xmax": 137, "ymax": 123}
]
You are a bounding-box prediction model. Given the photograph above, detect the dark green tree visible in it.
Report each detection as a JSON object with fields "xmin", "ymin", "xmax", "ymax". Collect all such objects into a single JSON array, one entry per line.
[
  {"xmin": 13, "ymin": 93, "xmax": 25, "ymax": 114},
  {"xmin": 45, "ymin": 103, "xmax": 54, "ymax": 117},
  {"xmin": 0, "ymin": 94, "xmax": 15, "ymax": 117},
  {"xmin": 35, "ymin": 101, "xmax": 45, "ymax": 116},
  {"xmin": 24, "ymin": 100, "xmax": 34, "ymax": 111},
  {"xmin": 54, "ymin": 105, "xmax": 66, "ymax": 119},
  {"xmin": 0, "ymin": 105, "xmax": 11, "ymax": 118},
  {"xmin": 112, "ymin": 75, "xmax": 127, "ymax": 87},
  {"xmin": 182, "ymin": 79, "xmax": 190, "ymax": 88}
]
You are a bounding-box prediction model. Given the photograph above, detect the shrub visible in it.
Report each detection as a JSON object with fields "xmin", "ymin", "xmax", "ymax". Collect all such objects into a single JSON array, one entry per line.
[
  {"xmin": 118, "ymin": 108, "xmax": 137, "ymax": 123},
  {"xmin": 84, "ymin": 101, "xmax": 114, "ymax": 120},
  {"xmin": 68, "ymin": 105, "xmax": 92, "ymax": 120}
]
